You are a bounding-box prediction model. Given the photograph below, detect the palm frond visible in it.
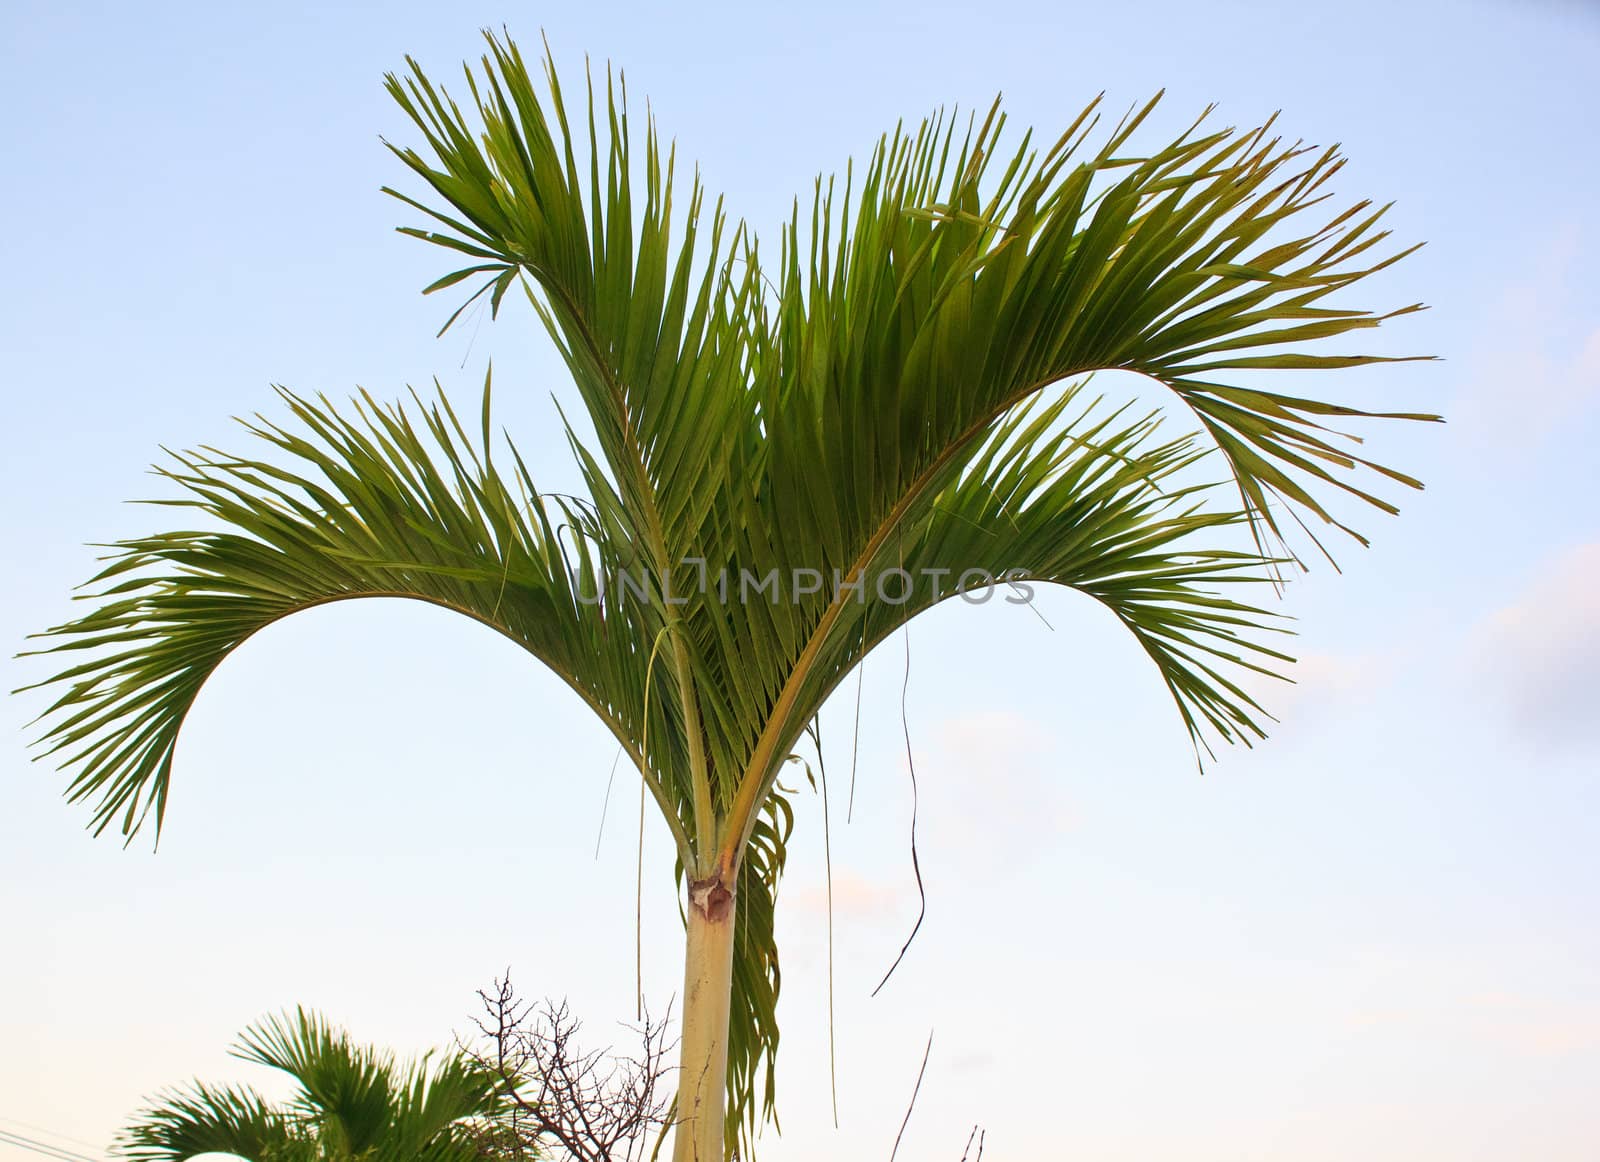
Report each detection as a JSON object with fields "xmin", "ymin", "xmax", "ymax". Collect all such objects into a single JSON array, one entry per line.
[
  {"xmin": 892, "ymin": 387, "xmax": 1292, "ymax": 751},
  {"xmin": 118, "ymin": 1012, "xmax": 500, "ymax": 1162},
  {"xmin": 725, "ymin": 786, "xmax": 791, "ymax": 1152},
  {"xmin": 20, "ymin": 380, "xmax": 692, "ymax": 854},
  {"xmin": 237, "ymin": 1009, "xmax": 399, "ymax": 1154},
  {"xmin": 713, "ymin": 104, "xmax": 1432, "ymax": 861},
  {"xmin": 383, "ymin": 36, "xmax": 759, "ymax": 565},
  {"xmin": 762, "ymin": 93, "xmax": 1434, "ymax": 563},
  {"xmin": 117, "ymin": 1081, "xmax": 299, "ymax": 1162},
  {"xmin": 725, "ymin": 383, "xmax": 1294, "ymax": 859},
  {"xmin": 385, "ymin": 1049, "xmax": 504, "ymax": 1160}
]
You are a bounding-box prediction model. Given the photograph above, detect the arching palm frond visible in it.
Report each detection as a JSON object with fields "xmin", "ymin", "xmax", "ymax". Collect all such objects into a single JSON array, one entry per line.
[
  {"xmin": 21, "ymin": 381, "xmax": 692, "ymax": 855},
  {"xmin": 774, "ymin": 386, "xmax": 1290, "ymax": 774},
  {"xmin": 716, "ymin": 97, "xmax": 1436, "ymax": 844}
]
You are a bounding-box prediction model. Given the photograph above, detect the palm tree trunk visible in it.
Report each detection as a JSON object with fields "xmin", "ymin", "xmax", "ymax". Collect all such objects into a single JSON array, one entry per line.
[{"xmin": 672, "ymin": 872, "xmax": 737, "ymax": 1162}]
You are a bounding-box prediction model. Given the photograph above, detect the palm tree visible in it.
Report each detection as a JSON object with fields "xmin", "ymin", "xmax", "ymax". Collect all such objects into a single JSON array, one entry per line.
[
  {"xmin": 118, "ymin": 1009, "xmax": 501, "ymax": 1161},
  {"xmin": 23, "ymin": 30, "xmax": 1436, "ymax": 1162}
]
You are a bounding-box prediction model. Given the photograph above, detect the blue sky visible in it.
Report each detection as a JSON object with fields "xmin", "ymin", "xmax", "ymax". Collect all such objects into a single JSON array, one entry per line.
[{"xmin": 3, "ymin": 1, "xmax": 1598, "ymax": 1158}]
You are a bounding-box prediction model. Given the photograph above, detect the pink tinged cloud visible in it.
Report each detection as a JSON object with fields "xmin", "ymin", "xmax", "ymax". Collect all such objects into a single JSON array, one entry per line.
[
  {"xmin": 789, "ymin": 869, "xmax": 907, "ymax": 924},
  {"xmin": 1350, "ymin": 991, "xmax": 1600, "ymax": 1057}
]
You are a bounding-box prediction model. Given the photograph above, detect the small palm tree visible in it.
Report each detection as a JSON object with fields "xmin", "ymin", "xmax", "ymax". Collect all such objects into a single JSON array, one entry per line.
[
  {"xmin": 118, "ymin": 1009, "xmax": 500, "ymax": 1161},
  {"xmin": 24, "ymin": 30, "xmax": 1436, "ymax": 1162}
]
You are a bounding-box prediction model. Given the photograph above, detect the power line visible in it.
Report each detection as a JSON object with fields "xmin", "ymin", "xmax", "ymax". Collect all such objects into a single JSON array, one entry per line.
[
  {"xmin": 0, "ymin": 1129, "xmax": 99, "ymax": 1162},
  {"xmin": 0, "ymin": 1128, "xmax": 104, "ymax": 1162},
  {"xmin": 0, "ymin": 1120, "xmax": 103, "ymax": 1155}
]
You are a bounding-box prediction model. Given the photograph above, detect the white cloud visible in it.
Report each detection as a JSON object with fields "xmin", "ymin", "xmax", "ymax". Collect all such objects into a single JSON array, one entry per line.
[{"xmin": 1472, "ymin": 541, "xmax": 1600, "ymax": 738}]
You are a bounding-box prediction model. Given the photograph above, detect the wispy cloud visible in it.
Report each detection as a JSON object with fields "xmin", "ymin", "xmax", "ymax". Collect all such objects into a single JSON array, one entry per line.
[
  {"xmin": 1471, "ymin": 541, "xmax": 1600, "ymax": 740},
  {"xmin": 784, "ymin": 711, "xmax": 1069, "ymax": 933},
  {"xmin": 1456, "ymin": 225, "xmax": 1600, "ymax": 447},
  {"xmin": 1241, "ymin": 647, "xmax": 1399, "ymax": 730},
  {"xmin": 918, "ymin": 709, "xmax": 1076, "ymax": 855}
]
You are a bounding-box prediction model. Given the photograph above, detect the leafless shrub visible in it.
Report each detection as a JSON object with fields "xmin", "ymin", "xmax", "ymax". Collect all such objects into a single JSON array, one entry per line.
[{"xmin": 461, "ymin": 973, "xmax": 675, "ymax": 1162}]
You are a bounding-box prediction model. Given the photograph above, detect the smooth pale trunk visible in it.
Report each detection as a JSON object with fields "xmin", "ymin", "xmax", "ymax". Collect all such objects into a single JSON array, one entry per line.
[{"xmin": 671, "ymin": 875, "xmax": 737, "ymax": 1162}]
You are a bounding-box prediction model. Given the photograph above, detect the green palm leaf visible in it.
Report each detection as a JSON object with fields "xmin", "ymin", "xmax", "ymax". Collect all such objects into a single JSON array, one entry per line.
[
  {"xmin": 21, "ymin": 381, "xmax": 691, "ymax": 851},
  {"xmin": 119, "ymin": 1083, "xmax": 297, "ymax": 1162},
  {"xmin": 237, "ymin": 1010, "xmax": 398, "ymax": 1155}
]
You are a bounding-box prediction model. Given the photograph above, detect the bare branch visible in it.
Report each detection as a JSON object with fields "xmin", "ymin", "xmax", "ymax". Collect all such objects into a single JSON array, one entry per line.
[{"xmin": 460, "ymin": 973, "xmax": 676, "ymax": 1161}]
